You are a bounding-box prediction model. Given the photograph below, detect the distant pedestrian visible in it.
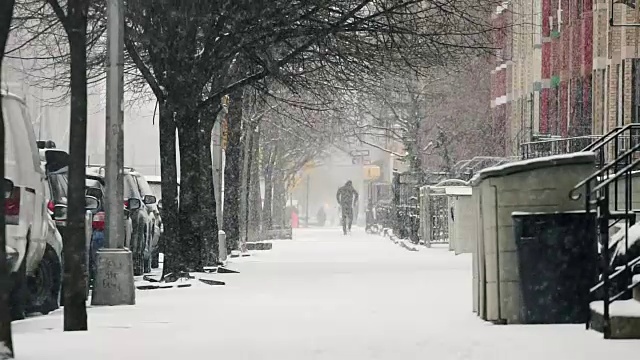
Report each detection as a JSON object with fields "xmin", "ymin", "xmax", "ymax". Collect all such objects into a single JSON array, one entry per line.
[
  {"xmin": 336, "ymin": 180, "xmax": 359, "ymax": 235},
  {"xmin": 291, "ymin": 208, "xmax": 299, "ymax": 228},
  {"xmin": 317, "ymin": 206, "xmax": 327, "ymax": 226}
]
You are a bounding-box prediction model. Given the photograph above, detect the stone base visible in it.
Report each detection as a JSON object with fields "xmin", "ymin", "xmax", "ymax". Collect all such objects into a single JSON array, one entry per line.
[
  {"xmin": 261, "ymin": 227, "xmax": 292, "ymax": 240},
  {"xmin": 590, "ymin": 300, "xmax": 640, "ymax": 339},
  {"xmin": 246, "ymin": 242, "xmax": 273, "ymax": 250},
  {"xmin": 90, "ymin": 249, "xmax": 136, "ymax": 306}
]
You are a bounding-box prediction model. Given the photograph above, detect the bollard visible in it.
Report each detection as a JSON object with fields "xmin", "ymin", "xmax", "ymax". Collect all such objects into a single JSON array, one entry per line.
[{"xmin": 218, "ymin": 230, "xmax": 227, "ymax": 263}]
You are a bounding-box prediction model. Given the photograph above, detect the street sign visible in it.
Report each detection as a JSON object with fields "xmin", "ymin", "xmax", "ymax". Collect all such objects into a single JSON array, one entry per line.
[
  {"xmin": 349, "ymin": 149, "xmax": 370, "ymax": 157},
  {"xmin": 363, "ymin": 165, "xmax": 381, "ymax": 180}
]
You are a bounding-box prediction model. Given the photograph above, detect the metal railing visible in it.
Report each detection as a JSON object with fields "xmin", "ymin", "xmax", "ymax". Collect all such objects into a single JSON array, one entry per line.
[
  {"xmin": 520, "ymin": 135, "xmax": 601, "ymax": 160},
  {"xmin": 569, "ymin": 125, "xmax": 640, "ymax": 339}
]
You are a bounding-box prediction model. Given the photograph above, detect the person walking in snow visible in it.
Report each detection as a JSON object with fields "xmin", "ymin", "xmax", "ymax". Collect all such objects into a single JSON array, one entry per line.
[{"xmin": 336, "ymin": 180, "xmax": 359, "ymax": 235}]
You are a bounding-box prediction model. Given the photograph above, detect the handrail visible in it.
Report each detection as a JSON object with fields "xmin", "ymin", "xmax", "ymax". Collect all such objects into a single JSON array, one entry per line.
[
  {"xmin": 590, "ymin": 159, "xmax": 640, "ymax": 195},
  {"xmin": 569, "ymin": 141, "xmax": 640, "ymax": 200},
  {"xmin": 582, "ymin": 126, "xmax": 624, "ymax": 151},
  {"xmin": 521, "ymin": 135, "xmax": 599, "ymax": 147},
  {"xmin": 590, "ymin": 255, "xmax": 640, "ymax": 293},
  {"xmin": 582, "ymin": 123, "xmax": 640, "ymax": 152},
  {"xmin": 610, "ymin": 277, "xmax": 640, "ymax": 302}
]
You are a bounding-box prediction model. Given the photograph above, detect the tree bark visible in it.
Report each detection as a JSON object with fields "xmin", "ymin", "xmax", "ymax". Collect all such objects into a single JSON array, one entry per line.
[
  {"xmin": 61, "ymin": 0, "xmax": 89, "ymax": 332},
  {"xmin": 262, "ymin": 145, "xmax": 276, "ymax": 230},
  {"xmin": 272, "ymin": 169, "xmax": 288, "ymax": 228},
  {"xmin": 223, "ymin": 89, "xmax": 244, "ymax": 252},
  {"xmin": 248, "ymin": 127, "xmax": 262, "ymax": 239},
  {"xmin": 239, "ymin": 124, "xmax": 252, "ymax": 248},
  {"xmin": 197, "ymin": 112, "xmax": 218, "ymax": 267},
  {"xmin": 158, "ymin": 101, "xmax": 180, "ymax": 278},
  {"xmin": 0, "ymin": 0, "xmax": 16, "ymax": 355},
  {"xmin": 174, "ymin": 111, "xmax": 205, "ymax": 272}
]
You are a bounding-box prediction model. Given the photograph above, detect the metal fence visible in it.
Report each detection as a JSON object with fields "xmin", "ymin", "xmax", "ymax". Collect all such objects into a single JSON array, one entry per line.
[
  {"xmin": 392, "ymin": 172, "xmax": 421, "ymax": 243},
  {"xmin": 419, "ymin": 179, "xmax": 470, "ymax": 247},
  {"xmin": 520, "ymin": 135, "xmax": 601, "ymax": 160}
]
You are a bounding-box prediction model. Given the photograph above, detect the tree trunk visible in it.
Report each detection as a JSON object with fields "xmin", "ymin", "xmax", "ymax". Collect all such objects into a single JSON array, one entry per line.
[
  {"xmin": 262, "ymin": 146, "xmax": 276, "ymax": 230},
  {"xmin": 223, "ymin": 89, "xmax": 243, "ymax": 252},
  {"xmin": 239, "ymin": 124, "xmax": 252, "ymax": 248},
  {"xmin": 158, "ymin": 101, "xmax": 180, "ymax": 278},
  {"xmin": 174, "ymin": 110, "xmax": 205, "ymax": 272},
  {"xmin": 0, "ymin": 0, "xmax": 16, "ymax": 355},
  {"xmin": 197, "ymin": 113, "xmax": 218, "ymax": 267},
  {"xmin": 248, "ymin": 127, "xmax": 262, "ymax": 240},
  {"xmin": 62, "ymin": 4, "xmax": 89, "ymax": 332},
  {"xmin": 272, "ymin": 170, "xmax": 287, "ymax": 228}
]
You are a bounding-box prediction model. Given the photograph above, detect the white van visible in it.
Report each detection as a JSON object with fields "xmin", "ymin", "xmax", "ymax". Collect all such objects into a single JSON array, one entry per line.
[{"xmin": 2, "ymin": 89, "xmax": 58, "ymax": 318}]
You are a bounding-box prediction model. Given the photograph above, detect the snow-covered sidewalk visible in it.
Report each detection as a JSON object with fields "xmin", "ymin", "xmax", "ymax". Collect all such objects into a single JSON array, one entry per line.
[{"xmin": 11, "ymin": 228, "xmax": 640, "ymax": 359}]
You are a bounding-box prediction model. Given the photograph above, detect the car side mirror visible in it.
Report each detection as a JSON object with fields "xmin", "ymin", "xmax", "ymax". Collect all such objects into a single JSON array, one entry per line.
[
  {"xmin": 53, "ymin": 204, "xmax": 68, "ymax": 223},
  {"xmin": 127, "ymin": 198, "xmax": 141, "ymax": 211},
  {"xmin": 143, "ymin": 194, "xmax": 157, "ymax": 205},
  {"xmin": 3, "ymin": 178, "xmax": 14, "ymax": 198},
  {"xmin": 85, "ymin": 195, "xmax": 99, "ymax": 211}
]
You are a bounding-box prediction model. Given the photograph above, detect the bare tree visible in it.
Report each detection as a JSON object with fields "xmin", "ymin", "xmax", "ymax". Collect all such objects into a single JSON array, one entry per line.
[
  {"xmin": 111, "ymin": 0, "xmax": 497, "ymax": 272},
  {"xmin": 43, "ymin": 0, "xmax": 90, "ymax": 331}
]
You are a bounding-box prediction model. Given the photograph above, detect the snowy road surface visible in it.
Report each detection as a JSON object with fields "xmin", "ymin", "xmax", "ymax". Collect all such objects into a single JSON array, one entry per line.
[{"xmin": 12, "ymin": 228, "xmax": 640, "ymax": 359}]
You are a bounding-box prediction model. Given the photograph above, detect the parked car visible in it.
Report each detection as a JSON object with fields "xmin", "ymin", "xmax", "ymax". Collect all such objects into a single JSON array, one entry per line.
[
  {"xmin": 2, "ymin": 90, "xmax": 63, "ymax": 319},
  {"xmin": 131, "ymin": 172, "xmax": 161, "ymax": 270},
  {"xmin": 146, "ymin": 175, "xmax": 180, "ymax": 210},
  {"xmin": 86, "ymin": 166, "xmax": 149, "ymax": 275},
  {"xmin": 84, "ymin": 172, "xmax": 135, "ymax": 284}
]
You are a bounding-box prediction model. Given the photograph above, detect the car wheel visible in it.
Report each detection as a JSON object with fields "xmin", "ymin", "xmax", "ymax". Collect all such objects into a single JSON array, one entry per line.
[
  {"xmin": 143, "ymin": 226, "xmax": 151, "ymax": 273},
  {"xmin": 26, "ymin": 245, "xmax": 61, "ymax": 315},
  {"xmin": 151, "ymin": 247, "xmax": 160, "ymax": 269},
  {"xmin": 132, "ymin": 221, "xmax": 145, "ymax": 276},
  {"xmin": 9, "ymin": 237, "xmax": 29, "ymax": 321}
]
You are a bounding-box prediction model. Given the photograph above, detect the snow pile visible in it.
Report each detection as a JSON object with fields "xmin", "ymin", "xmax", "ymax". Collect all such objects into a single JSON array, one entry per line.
[{"xmin": 610, "ymin": 221, "xmax": 640, "ymax": 257}]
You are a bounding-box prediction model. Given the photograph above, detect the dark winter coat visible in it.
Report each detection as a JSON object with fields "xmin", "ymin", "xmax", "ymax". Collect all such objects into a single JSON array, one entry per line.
[{"xmin": 336, "ymin": 185, "xmax": 359, "ymax": 210}]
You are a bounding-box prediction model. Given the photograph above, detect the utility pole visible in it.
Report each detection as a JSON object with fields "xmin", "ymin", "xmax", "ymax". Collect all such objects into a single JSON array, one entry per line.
[{"xmin": 92, "ymin": 0, "xmax": 135, "ymax": 306}]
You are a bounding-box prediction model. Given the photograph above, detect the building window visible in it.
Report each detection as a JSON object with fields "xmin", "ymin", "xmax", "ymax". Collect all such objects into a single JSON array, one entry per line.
[
  {"xmin": 633, "ymin": 59, "xmax": 640, "ymax": 123},
  {"xmin": 572, "ymin": 78, "xmax": 585, "ymax": 136},
  {"xmin": 617, "ymin": 63, "xmax": 623, "ymax": 127},
  {"xmin": 632, "ymin": 60, "xmax": 640, "ymax": 149},
  {"xmin": 577, "ymin": 0, "xmax": 582, "ymax": 17},
  {"xmin": 604, "ymin": 67, "xmax": 609, "ymax": 134},
  {"xmin": 585, "ymin": 74, "xmax": 593, "ymax": 134}
]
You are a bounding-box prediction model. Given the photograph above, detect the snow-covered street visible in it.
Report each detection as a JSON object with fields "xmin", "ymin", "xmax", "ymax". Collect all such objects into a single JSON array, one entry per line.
[{"xmin": 11, "ymin": 228, "xmax": 640, "ymax": 359}]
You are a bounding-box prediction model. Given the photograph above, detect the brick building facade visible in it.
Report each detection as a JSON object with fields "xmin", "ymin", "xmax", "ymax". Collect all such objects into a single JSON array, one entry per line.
[
  {"xmin": 491, "ymin": 0, "xmax": 597, "ymax": 156},
  {"xmin": 490, "ymin": 2, "xmax": 511, "ymax": 156},
  {"xmin": 592, "ymin": 1, "xmax": 640, "ymax": 134}
]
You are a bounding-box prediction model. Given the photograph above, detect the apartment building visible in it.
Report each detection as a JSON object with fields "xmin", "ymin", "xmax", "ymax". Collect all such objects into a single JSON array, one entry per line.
[
  {"xmin": 593, "ymin": 0, "xmax": 640, "ymax": 134},
  {"xmin": 490, "ymin": 2, "xmax": 511, "ymax": 155},
  {"xmin": 491, "ymin": 0, "xmax": 595, "ymax": 156}
]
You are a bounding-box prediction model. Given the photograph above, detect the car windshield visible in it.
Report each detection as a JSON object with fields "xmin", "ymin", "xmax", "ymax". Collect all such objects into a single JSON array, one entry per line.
[
  {"xmin": 48, "ymin": 173, "xmax": 68, "ymax": 202},
  {"xmin": 136, "ymin": 175, "xmax": 155, "ymax": 197},
  {"xmin": 124, "ymin": 174, "xmax": 141, "ymax": 199},
  {"xmin": 85, "ymin": 186, "xmax": 102, "ymax": 201}
]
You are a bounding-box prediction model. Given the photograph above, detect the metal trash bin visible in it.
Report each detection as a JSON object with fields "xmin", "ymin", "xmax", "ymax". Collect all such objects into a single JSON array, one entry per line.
[
  {"xmin": 471, "ymin": 152, "xmax": 595, "ymax": 323},
  {"xmin": 512, "ymin": 211, "xmax": 597, "ymax": 324}
]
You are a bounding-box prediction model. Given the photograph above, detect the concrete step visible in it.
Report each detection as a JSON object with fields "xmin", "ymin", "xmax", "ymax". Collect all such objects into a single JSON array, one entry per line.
[{"xmin": 590, "ymin": 299, "xmax": 640, "ymax": 339}]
